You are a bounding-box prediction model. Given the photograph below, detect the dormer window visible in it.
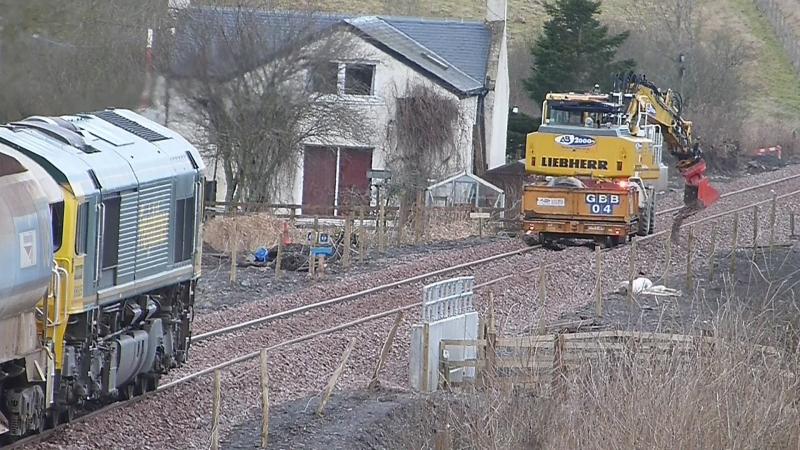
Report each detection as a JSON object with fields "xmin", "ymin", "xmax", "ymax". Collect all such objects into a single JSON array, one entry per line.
[
  {"xmin": 311, "ymin": 62, "xmax": 376, "ymax": 96},
  {"xmin": 343, "ymin": 64, "xmax": 375, "ymax": 95}
]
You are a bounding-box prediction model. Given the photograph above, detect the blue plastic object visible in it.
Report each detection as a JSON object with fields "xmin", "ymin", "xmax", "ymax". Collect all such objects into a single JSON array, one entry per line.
[
  {"xmin": 311, "ymin": 246, "xmax": 334, "ymax": 257},
  {"xmin": 254, "ymin": 247, "xmax": 269, "ymax": 263}
]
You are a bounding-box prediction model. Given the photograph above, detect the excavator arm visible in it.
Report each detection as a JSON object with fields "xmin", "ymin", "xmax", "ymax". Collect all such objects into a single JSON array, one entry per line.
[{"xmin": 619, "ymin": 74, "xmax": 720, "ymax": 218}]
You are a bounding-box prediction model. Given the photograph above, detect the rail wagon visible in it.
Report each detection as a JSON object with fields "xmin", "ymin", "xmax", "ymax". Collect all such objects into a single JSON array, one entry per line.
[{"xmin": 0, "ymin": 110, "xmax": 205, "ymax": 440}]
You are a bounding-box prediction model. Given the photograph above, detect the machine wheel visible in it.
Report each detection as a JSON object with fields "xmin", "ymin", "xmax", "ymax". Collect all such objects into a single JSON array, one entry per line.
[
  {"xmin": 122, "ymin": 383, "xmax": 136, "ymax": 400},
  {"xmin": 522, "ymin": 234, "xmax": 538, "ymax": 246},
  {"xmin": 637, "ymin": 204, "xmax": 651, "ymax": 237},
  {"xmin": 47, "ymin": 409, "xmax": 60, "ymax": 428},
  {"xmin": 638, "ymin": 187, "xmax": 656, "ymax": 236},
  {"xmin": 135, "ymin": 376, "xmax": 147, "ymax": 396},
  {"xmin": 599, "ymin": 235, "xmax": 624, "ymax": 249},
  {"xmin": 147, "ymin": 374, "xmax": 160, "ymax": 392}
]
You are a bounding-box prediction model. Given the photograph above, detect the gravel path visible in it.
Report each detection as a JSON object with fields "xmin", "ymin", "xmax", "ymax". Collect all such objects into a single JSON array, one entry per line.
[{"xmin": 31, "ymin": 165, "xmax": 800, "ymax": 450}]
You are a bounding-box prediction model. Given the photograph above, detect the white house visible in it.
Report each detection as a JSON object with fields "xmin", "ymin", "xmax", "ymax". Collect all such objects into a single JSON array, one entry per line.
[{"xmin": 150, "ymin": 1, "xmax": 509, "ymax": 214}]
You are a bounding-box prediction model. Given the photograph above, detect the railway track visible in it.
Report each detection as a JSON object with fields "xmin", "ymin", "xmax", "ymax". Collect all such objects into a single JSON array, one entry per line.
[
  {"xmin": 11, "ymin": 171, "xmax": 800, "ymax": 450},
  {"xmin": 194, "ymin": 170, "xmax": 800, "ymax": 343}
]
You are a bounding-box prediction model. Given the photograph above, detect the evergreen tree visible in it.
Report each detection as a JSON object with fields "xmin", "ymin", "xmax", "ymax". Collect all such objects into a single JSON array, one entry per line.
[{"xmin": 524, "ymin": 0, "xmax": 634, "ymax": 106}]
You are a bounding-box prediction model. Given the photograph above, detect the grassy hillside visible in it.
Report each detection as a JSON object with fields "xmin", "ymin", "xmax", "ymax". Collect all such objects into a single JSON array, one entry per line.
[
  {"xmin": 295, "ymin": 0, "xmax": 800, "ymax": 124},
  {"xmin": 727, "ymin": 0, "xmax": 800, "ymax": 120}
]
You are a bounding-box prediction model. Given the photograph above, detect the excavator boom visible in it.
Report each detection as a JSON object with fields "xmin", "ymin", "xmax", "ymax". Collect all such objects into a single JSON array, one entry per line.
[{"xmin": 616, "ymin": 73, "xmax": 720, "ymax": 221}]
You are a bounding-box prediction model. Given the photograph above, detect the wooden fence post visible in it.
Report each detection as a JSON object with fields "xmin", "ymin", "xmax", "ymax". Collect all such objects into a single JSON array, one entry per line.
[
  {"xmin": 730, "ymin": 212, "xmax": 739, "ymax": 275},
  {"xmin": 627, "ymin": 240, "xmax": 637, "ymax": 305},
  {"xmin": 551, "ymin": 334, "xmax": 566, "ymax": 398},
  {"xmin": 768, "ymin": 192, "xmax": 777, "ymax": 252},
  {"xmin": 414, "ymin": 190, "xmax": 424, "ymax": 245},
  {"xmin": 438, "ymin": 339, "xmax": 450, "ymax": 390},
  {"xmin": 421, "ymin": 323, "xmax": 431, "ymax": 392},
  {"xmin": 343, "ymin": 213, "xmax": 352, "ymax": 270},
  {"xmin": 260, "ymin": 350, "xmax": 270, "ymax": 449},
  {"xmin": 378, "ymin": 203, "xmax": 386, "ymax": 253},
  {"xmin": 211, "ymin": 369, "xmax": 221, "ymax": 450},
  {"xmin": 662, "ymin": 234, "xmax": 672, "ymax": 281},
  {"xmin": 396, "ymin": 202, "xmax": 407, "ymax": 246},
  {"xmin": 275, "ymin": 238, "xmax": 283, "ymax": 280},
  {"xmin": 309, "ymin": 216, "xmax": 319, "ymax": 279},
  {"xmin": 358, "ymin": 207, "xmax": 367, "ymax": 263},
  {"xmin": 686, "ymin": 226, "xmax": 694, "ymax": 290},
  {"xmin": 434, "ymin": 427, "xmax": 451, "ymax": 450},
  {"xmin": 229, "ymin": 236, "xmax": 238, "ymax": 285},
  {"xmin": 708, "ymin": 222, "xmax": 719, "ymax": 283},
  {"xmin": 317, "ymin": 255, "xmax": 325, "ymax": 279},
  {"xmin": 752, "ymin": 205, "xmax": 759, "ymax": 247},
  {"xmin": 594, "ymin": 250, "xmax": 603, "ymax": 318},
  {"xmin": 317, "ymin": 338, "xmax": 356, "ymax": 416},
  {"xmin": 368, "ymin": 312, "xmax": 404, "ymax": 390},
  {"xmin": 486, "ymin": 292, "xmax": 497, "ymax": 381},
  {"xmin": 537, "ymin": 266, "xmax": 547, "ymax": 334}
]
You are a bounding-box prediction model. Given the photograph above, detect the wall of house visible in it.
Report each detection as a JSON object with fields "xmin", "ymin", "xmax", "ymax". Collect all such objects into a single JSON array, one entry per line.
[
  {"xmin": 480, "ymin": 12, "xmax": 510, "ymax": 173},
  {"xmin": 486, "ymin": 23, "xmax": 509, "ymax": 170},
  {"xmin": 290, "ymin": 31, "xmax": 478, "ymax": 211},
  {"xmin": 142, "ymin": 30, "xmax": 481, "ymax": 209}
]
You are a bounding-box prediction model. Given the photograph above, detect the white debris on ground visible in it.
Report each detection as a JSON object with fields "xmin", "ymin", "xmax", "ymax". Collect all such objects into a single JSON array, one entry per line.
[{"xmin": 616, "ymin": 277, "xmax": 682, "ymax": 297}]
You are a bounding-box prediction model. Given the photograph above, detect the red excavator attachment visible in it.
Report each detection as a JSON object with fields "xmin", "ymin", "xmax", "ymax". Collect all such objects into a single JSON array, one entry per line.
[
  {"xmin": 681, "ymin": 160, "xmax": 720, "ymax": 208},
  {"xmin": 671, "ymin": 160, "xmax": 720, "ymax": 239}
]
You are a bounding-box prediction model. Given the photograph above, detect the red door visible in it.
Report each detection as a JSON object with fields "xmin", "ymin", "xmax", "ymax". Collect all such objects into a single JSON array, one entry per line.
[
  {"xmin": 302, "ymin": 147, "xmax": 337, "ymax": 215},
  {"xmin": 338, "ymin": 148, "xmax": 373, "ymax": 212}
]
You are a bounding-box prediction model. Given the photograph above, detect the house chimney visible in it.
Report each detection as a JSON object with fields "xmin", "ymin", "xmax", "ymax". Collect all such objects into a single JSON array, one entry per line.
[{"xmin": 486, "ymin": 0, "xmax": 507, "ymax": 22}]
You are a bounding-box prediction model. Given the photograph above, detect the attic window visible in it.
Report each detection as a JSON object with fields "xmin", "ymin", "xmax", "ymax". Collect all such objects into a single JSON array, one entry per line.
[
  {"xmin": 310, "ymin": 62, "xmax": 339, "ymax": 95},
  {"xmin": 344, "ymin": 64, "xmax": 375, "ymax": 96},
  {"xmin": 311, "ymin": 62, "xmax": 376, "ymax": 96}
]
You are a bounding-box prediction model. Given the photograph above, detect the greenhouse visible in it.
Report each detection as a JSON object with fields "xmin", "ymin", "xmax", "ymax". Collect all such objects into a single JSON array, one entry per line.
[{"xmin": 426, "ymin": 171, "xmax": 505, "ymax": 209}]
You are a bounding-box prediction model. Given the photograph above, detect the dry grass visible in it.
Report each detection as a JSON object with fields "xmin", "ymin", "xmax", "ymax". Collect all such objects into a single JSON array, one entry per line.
[
  {"xmin": 202, "ymin": 208, "xmax": 487, "ymax": 255},
  {"xmin": 393, "ymin": 295, "xmax": 800, "ymax": 449},
  {"xmin": 203, "ymin": 214, "xmax": 306, "ymax": 253}
]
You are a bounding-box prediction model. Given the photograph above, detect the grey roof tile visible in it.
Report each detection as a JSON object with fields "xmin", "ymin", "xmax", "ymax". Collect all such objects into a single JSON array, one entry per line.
[
  {"xmin": 380, "ymin": 17, "xmax": 491, "ymax": 86},
  {"xmin": 345, "ymin": 16, "xmax": 487, "ymax": 94},
  {"xmin": 166, "ymin": 7, "xmax": 493, "ymax": 95}
]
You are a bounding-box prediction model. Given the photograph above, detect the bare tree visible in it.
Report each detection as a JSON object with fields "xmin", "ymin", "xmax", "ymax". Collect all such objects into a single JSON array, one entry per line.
[
  {"xmin": 507, "ymin": 39, "xmax": 539, "ymax": 115},
  {"xmin": 166, "ymin": 2, "xmax": 368, "ymax": 205},
  {"xmin": 613, "ymin": 0, "xmax": 749, "ymax": 169},
  {"xmin": 0, "ymin": 0, "xmax": 166, "ymax": 121},
  {"xmin": 383, "ymin": 81, "xmax": 467, "ymax": 207}
]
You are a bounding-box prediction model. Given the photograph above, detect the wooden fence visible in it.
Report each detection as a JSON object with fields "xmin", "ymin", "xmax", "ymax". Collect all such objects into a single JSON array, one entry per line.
[
  {"xmin": 204, "ymin": 200, "xmax": 507, "ymax": 222},
  {"xmin": 438, "ymin": 328, "xmax": 778, "ymax": 390}
]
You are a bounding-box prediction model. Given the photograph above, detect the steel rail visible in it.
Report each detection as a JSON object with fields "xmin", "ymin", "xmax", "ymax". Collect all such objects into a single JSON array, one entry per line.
[
  {"xmin": 656, "ymin": 172, "xmax": 800, "ymax": 216},
  {"xmin": 195, "ymin": 172, "xmax": 800, "ymax": 343},
  {"xmin": 151, "ymin": 186, "xmax": 800, "ymax": 387},
  {"xmin": 192, "ymin": 244, "xmax": 542, "ymax": 342}
]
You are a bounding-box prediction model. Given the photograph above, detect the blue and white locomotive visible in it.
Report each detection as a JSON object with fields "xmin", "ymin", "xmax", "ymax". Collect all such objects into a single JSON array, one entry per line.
[{"xmin": 0, "ymin": 110, "xmax": 205, "ymax": 440}]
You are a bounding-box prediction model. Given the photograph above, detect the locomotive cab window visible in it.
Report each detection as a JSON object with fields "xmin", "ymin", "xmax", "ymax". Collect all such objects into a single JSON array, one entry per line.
[
  {"xmin": 75, "ymin": 202, "xmax": 89, "ymax": 255},
  {"xmin": 102, "ymin": 197, "xmax": 121, "ymax": 270},
  {"xmin": 50, "ymin": 201, "xmax": 64, "ymax": 252},
  {"xmin": 173, "ymin": 196, "xmax": 196, "ymax": 263}
]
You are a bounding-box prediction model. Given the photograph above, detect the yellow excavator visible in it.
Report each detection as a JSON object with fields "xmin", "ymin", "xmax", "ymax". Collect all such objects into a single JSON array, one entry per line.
[{"xmin": 522, "ymin": 73, "xmax": 719, "ymax": 248}]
